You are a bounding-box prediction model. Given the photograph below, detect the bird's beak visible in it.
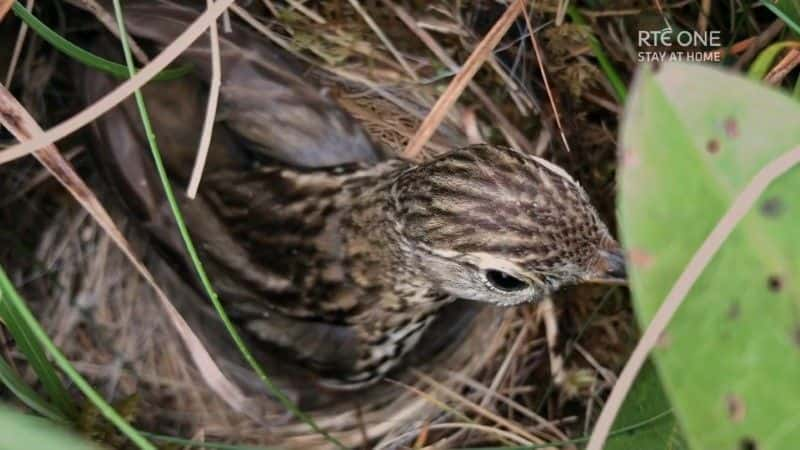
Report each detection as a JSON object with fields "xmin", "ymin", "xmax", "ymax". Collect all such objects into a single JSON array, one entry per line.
[{"xmin": 585, "ymin": 248, "xmax": 627, "ymax": 285}]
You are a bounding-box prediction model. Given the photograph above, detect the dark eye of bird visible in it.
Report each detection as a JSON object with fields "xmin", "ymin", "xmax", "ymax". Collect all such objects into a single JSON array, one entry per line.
[{"xmin": 485, "ymin": 270, "xmax": 529, "ymax": 292}]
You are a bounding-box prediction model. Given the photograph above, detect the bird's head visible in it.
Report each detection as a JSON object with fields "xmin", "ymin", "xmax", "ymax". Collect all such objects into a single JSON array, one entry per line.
[{"xmin": 390, "ymin": 145, "xmax": 625, "ymax": 306}]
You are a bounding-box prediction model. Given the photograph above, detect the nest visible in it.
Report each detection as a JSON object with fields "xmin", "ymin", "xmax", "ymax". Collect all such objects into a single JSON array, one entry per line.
[{"xmin": 0, "ymin": 1, "xmax": 637, "ymax": 448}]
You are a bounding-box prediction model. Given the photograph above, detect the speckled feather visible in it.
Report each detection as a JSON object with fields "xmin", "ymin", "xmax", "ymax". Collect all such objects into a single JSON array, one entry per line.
[
  {"xmin": 78, "ymin": 1, "xmax": 623, "ymax": 389},
  {"xmin": 185, "ymin": 145, "xmax": 619, "ymax": 385}
]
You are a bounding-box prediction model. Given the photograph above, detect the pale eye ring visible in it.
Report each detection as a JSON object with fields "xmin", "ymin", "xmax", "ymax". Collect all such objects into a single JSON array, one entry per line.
[{"xmin": 485, "ymin": 270, "xmax": 529, "ymax": 292}]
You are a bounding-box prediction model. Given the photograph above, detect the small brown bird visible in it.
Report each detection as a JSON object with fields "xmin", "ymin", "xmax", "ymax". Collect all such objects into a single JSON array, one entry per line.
[{"xmin": 78, "ymin": 1, "xmax": 624, "ymax": 389}]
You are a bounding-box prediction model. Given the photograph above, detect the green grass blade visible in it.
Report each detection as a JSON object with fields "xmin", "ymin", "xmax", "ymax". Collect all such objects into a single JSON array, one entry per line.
[
  {"xmin": 0, "ymin": 267, "xmax": 156, "ymax": 450},
  {"xmin": 0, "ymin": 284, "xmax": 75, "ymax": 419},
  {"xmin": 748, "ymin": 41, "xmax": 800, "ymax": 79},
  {"xmin": 109, "ymin": 2, "xmax": 347, "ymax": 448},
  {"xmin": 793, "ymin": 76, "xmax": 800, "ymax": 98},
  {"xmin": 567, "ymin": 5, "xmax": 627, "ymax": 102},
  {"xmin": 762, "ymin": 1, "xmax": 800, "ymax": 35},
  {"xmin": 0, "ymin": 405, "xmax": 102, "ymax": 450},
  {"xmin": 0, "ymin": 355, "xmax": 68, "ymax": 424},
  {"xmin": 11, "ymin": 1, "xmax": 191, "ymax": 82}
]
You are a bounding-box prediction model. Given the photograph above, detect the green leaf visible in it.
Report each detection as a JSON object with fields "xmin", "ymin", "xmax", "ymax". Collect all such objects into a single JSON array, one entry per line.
[
  {"xmin": 0, "ymin": 356, "xmax": 68, "ymax": 423},
  {"xmin": 10, "ymin": 1, "xmax": 191, "ymax": 82},
  {"xmin": 793, "ymin": 76, "xmax": 800, "ymax": 99},
  {"xmin": 0, "ymin": 405, "xmax": 102, "ymax": 450},
  {"xmin": 619, "ymin": 63, "xmax": 800, "ymax": 449},
  {"xmin": 606, "ymin": 361, "xmax": 686, "ymax": 450},
  {"xmin": 567, "ymin": 5, "xmax": 627, "ymax": 102},
  {"xmin": 747, "ymin": 41, "xmax": 800, "ymax": 80},
  {"xmin": 763, "ymin": 1, "xmax": 800, "ymax": 35},
  {"xmin": 0, "ymin": 266, "xmax": 157, "ymax": 450},
  {"xmin": 0, "ymin": 280, "xmax": 76, "ymax": 419}
]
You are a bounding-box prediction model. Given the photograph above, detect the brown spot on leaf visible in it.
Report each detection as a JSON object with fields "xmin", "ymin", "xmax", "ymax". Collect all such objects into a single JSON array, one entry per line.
[
  {"xmin": 706, "ymin": 139, "xmax": 720, "ymax": 154},
  {"xmin": 0, "ymin": 107, "xmax": 28, "ymax": 138},
  {"xmin": 793, "ymin": 326, "xmax": 800, "ymax": 349},
  {"xmin": 628, "ymin": 248, "xmax": 653, "ymax": 269},
  {"xmin": 655, "ymin": 331, "xmax": 672, "ymax": 349},
  {"xmin": 767, "ymin": 275, "xmax": 783, "ymax": 292},
  {"xmin": 724, "ymin": 117, "xmax": 739, "ymax": 138},
  {"xmin": 727, "ymin": 302, "xmax": 740, "ymax": 320},
  {"xmin": 726, "ymin": 394, "xmax": 746, "ymax": 422},
  {"xmin": 622, "ymin": 148, "xmax": 641, "ymax": 169},
  {"xmin": 650, "ymin": 60, "xmax": 662, "ymax": 73},
  {"xmin": 739, "ymin": 437, "xmax": 758, "ymax": 450},
  {"xmin": 760, "ymin": 197, "xmax": 784, "ymax": 217}
]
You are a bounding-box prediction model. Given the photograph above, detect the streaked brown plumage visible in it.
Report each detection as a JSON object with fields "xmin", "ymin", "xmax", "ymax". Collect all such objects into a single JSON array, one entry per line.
[{"xmin": 77, "ymin": 0, "xmax": 624, "ymax": 389}]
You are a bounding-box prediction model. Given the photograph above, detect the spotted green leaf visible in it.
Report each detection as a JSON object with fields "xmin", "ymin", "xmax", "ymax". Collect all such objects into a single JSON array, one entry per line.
[
  {"xmin": 606, "ymin": 361, "xmax": 687, "ymax": 450},
  {"xmin": 619, "ymin": 63, "xmax": 800, "ymax": 450}
]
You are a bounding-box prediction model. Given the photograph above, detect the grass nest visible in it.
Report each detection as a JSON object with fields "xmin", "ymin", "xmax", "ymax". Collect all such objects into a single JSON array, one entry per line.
[{"xmin": 3, "ymin": 0, "xmax": 742, "ymax": 447}]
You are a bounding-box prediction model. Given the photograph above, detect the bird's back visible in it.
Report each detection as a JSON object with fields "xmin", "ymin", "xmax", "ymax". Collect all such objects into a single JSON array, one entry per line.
[{"xmin": 77, "ymin": 0, "xmax": 480, "ymax": 394}]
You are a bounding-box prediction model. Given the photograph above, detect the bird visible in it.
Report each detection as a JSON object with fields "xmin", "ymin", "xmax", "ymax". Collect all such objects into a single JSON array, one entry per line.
[{"xmin": 76, "ymin": 0, "xmax": 625, "ymax": 389}]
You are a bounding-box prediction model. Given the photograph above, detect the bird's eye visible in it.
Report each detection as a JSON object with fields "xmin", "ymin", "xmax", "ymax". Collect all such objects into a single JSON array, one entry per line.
[{"xmin": 485, "ymin": 270, "xmax": 529, "ymax": 292}]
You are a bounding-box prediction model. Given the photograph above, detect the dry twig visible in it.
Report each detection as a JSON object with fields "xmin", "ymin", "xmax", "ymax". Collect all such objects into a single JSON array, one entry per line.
[{"xmin": 402, "ymin": 0, "xmax": 526, "ymax": 159}]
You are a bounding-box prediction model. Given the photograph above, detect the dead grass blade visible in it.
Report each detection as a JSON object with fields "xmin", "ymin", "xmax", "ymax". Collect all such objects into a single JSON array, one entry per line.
[
  {"xmin": 384, "ymin": 0, "xmax": 535, "ymax": 154},
  {"xmin": 734, "ymin": 19, "xmax": 784, "ymax": 70},
  {"xmin": 382, "ymin": 422, "xmax": 535, "ymax": 448},
  {"xmin": 523, "ymin": 7, "xmax": 572, "ymax": 152},
  {"xmin": 765, "ymin": 48, "xmax": 800, "ymax": 84},
  {"xmin": 0, "ymin": 0, "xmax": 12, "ymax": 21},
  {"xmin": 448, "ymin": 372, "xmax": 567, "ymax": 440},
  {"xmin": 540, "ymin": 297, "xmax": 565, "ymax": 387},
  {"xmin": 186, "ymin": 0, "xmax": 223, "ymax": 198},
  {"xmin": 0, "ymin": 0, "xmax": 236, "ymax": 165},
  {"xmin": 586, "ymin": 145, "xmax": 800, "ymax": 449},
  {"xmin": 3, "ymin": 0, "xmax": 34, "ymax": 87},
  {"xmin": 0, "ymin": 84, "xmax": 254, "ymax": 418},
  {"xmin": 65, "ymin": 0, "xmax": 150, "ymax": 64},
  {"xmin": 347, "ymin": 0, "xmax": 418, "ymax": 81},
  {"xmin": 413, "ymin": 371, "xmax": 545, "ymax": 445},
  {"xmin": 401, "ymin": 0, "xmax": 526, "ymax": 160}
]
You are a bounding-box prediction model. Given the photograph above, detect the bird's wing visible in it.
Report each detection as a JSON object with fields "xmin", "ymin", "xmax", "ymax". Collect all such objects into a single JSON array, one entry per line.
[
  {"xmin": 77, "ymin": 31, "xmax": 385, "ymax": 386},
  {"xmin": 79, "ymin": 0, "xmax": 386, "ymax": 168}
]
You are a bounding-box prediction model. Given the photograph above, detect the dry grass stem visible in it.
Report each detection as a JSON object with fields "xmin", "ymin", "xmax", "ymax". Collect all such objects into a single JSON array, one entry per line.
[
  {"xmin": 0, "ymin": 0, "xmax": 12, "ymax": 21},
  {"xmin": 479, "ymin": 323, "xmax": 529, "ymax": 407},
  {"xmin": 524, "ymin": 7, "xmax": 572, "ymax": 153},
  {"xmin": 66, "ymin": 0, "xmax": 150, "ymax": 64},
  {"xmin": 540, "ymin": 297, "xmax": 565, "ymax": 386},
  {"xmin": 285, "ymin": 0, "xmax": 326, "ymax": 25},
  {"xmin": 414, "ymin": 371, "xmax": 544, "ymax": 445},
  {"xmin": 187, "ymin": 0, "xmax": 225, "ymax": 198},
  {"xmin": 384, "ymin": 0, "xmax": 536, "ymax": 153},
  {"xmin": 3, "ymin": 0, "xmax": 34, "ymax": 87},
  {"xmin": 229, "ymin": 4, "xmax": 297, "ymax": 57},
  {"xmin": 450, "ymin": 372, "xmax": 567, "ymax": 439},
  {"xmin": 347, "ymin": 0, "xmax": 418, "ymax": 82},
  {"xmin": 402, "ymin": 0, "xmax": 525, "ymax": 159},
  {"xmin": 0, "ymin": 84, "xmax": 254, "ymax": 418},
  {"xmin": 698, "ymin": 0, "xmax": 711, "ymax": 33},
  {"xmin": 0, "ymin": 0, "xmax": 236, "ymax": 165},
  {"xmin": 765, "ymin": 49, "xmax": 800, "ymax": 85},
  {"xmin": 734, "ymin": 20, "xmax": 784, "ymax": 69}
]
